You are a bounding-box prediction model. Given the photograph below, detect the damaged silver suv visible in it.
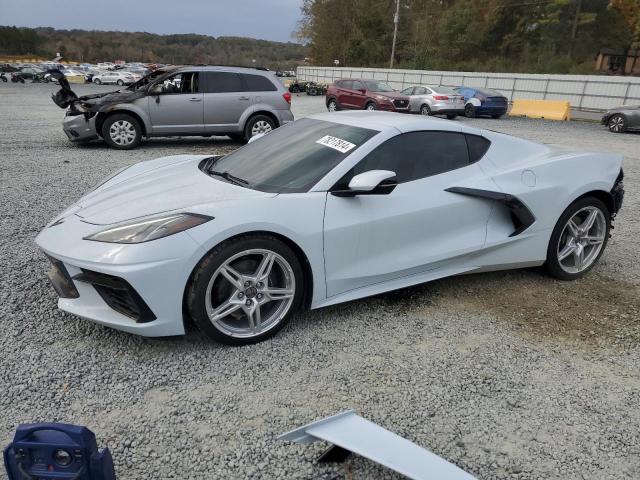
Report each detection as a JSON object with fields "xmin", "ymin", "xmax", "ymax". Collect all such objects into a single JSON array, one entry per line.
[{"xmin": 50, "ymin": 66, "xmax": 294, "ymax": 149}]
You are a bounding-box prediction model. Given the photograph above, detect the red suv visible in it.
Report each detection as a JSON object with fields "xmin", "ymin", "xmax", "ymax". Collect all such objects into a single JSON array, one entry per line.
[{"xmin": 326, "ymin": 79, "xmax": 410, "ymax": 113}]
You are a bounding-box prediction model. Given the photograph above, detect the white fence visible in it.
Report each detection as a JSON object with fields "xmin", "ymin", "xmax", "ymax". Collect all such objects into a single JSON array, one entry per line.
[{"xmin": 297, "ymin": 66, "xmax": 640, "ymax": 111}]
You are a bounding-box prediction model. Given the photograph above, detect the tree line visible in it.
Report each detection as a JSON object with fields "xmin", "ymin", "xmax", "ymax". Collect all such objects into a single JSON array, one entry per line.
[
  {"xmin": 296, "ymin": 0, "xmax": 640, "ymax": 73},
  {"xmin": 0, "ymin": 26, "xmax": 307, "ymax": 69}
]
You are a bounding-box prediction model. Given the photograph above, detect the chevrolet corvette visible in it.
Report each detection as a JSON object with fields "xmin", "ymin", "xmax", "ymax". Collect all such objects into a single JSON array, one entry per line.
[{"xmin": 36, "ymin": 112, "xmax": 624, "ymax": 345}]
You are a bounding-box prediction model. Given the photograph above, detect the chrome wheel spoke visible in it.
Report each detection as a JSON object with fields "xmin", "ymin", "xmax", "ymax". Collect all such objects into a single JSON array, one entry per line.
[
  {"xmin": 220, "ymin": 264, "xmax": 244, "ymax": 288},
  {"xmin": 264, "ymin": 287, "xmax": 294, "ymax": 301},
  {"xmin": 581, "ymin": 209, "xmax": 598, "ymax": 232},
  {"xmin": 255, "ymin": 252, "xmax": 275, "ymax": 281},
  {"xmin": 585, "ymin": 235, "xmax": 604, "ymax": 245},
  {"xmin": 210, "ymin": 297, "xmax": 242, "ymax": 321},
  {"xmin": 566, "ymin": 219, "xmax": 579, "ymax": 237},
  {"xmin": 246, "ymin": 304, "xmax": 261, "ymax": 332},
  {"xmin": 573, "ymin": 247, "xmax": 584, "ymax": 270},
  {"xmin": 558, "ymin": 243, "xmax": 576, "ymax": 261}
]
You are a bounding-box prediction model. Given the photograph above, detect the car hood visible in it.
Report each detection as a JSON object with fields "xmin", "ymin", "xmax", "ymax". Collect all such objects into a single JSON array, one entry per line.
[
  {"xmin": 69, "ymin": 155, "xmax": 274, "ymax": 225},
  {"xmin": 372, "ymin": 91, "xmax": 409, "ymax": 100}
]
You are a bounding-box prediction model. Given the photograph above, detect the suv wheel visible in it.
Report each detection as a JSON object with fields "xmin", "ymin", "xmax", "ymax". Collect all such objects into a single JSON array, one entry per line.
[
  {"xmin": 365, "ymin": 102, "xmax": 377, "ymax": 111},
  {"xmin": 101, "ymin": 113, "xmax": 142, "ymax": 150},
  {"xmin": 327, "ymin": 99, "xmax": 340, "ymax": 112},
  {"xmin": 245, "ymin": 115, "xmax": 275, "ymax": 140}
]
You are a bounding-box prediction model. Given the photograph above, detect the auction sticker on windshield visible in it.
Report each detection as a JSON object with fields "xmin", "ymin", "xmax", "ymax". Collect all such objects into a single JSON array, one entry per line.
[{"xmin": 316, "ymin": 135, "xmax": 356, "ymax": 154}]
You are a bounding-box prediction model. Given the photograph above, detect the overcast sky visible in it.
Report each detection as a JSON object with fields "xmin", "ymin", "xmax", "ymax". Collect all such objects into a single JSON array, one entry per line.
[{"xmin": 0, "ymin": 0, "xmax": 304, "ymax": 43}]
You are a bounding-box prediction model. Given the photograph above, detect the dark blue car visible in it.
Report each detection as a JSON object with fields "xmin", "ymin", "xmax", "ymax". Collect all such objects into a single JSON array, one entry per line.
[{"xmin": 454, "ymin": 87, "xmax": 509, "ymax": 118}]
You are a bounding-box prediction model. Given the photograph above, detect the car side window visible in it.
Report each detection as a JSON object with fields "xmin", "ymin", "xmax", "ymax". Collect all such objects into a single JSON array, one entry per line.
[
  {"xmin": 241, "ymin": 74, "xmax": 277, "ymax": 92},
  {"xmin": 341, "ymin": 80, "xmax": 353, "ymax": 89},
  {"xmin": 157, "ymin": 72, "xmax": 199, "ymax": 94},
  {"xmin": 203, "ymin": 72, "xmax": 243, "ymax": 93},
  {"xmin": 352, "ymin": 81, "xmax": 365, "ymax": 91},
  {"xmin": 353, "ymin": 131, "xmax": 471, "ymax": 184},
  {"xmin": 413, "ymin": 87, "xmax": 426, "ymax": 95},
  {"xmin": 401, "ymin": 87, "xmax": 415, "ymax": 95}
]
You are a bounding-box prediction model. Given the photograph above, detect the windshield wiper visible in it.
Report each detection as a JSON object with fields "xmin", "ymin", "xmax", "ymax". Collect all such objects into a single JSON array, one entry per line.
[{"xmin": 209, "ymin": 170, "xmax": 250, "ymax": 187}]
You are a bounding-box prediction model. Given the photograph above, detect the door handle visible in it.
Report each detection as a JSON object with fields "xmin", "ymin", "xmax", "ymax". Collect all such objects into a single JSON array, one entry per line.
[
  {"xmin": 239, "ymin": 96, "xmax": 250, "ymax": 101},
  {"xmin": 189, "ymin": 97, "xmax": 202, "ymax": 102}
]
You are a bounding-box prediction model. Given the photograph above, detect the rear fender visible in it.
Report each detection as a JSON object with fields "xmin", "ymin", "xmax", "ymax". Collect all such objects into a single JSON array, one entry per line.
[{"xmin": 466, "ymin": 98, "xmax": 481, "ymax": 107}]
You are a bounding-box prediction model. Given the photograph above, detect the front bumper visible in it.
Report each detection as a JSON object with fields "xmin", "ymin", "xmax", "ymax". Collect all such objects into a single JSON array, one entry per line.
[
  {"xmin": 36, "ymin": 214, "xmax": 203, "ymax": 337},
  {"xmin": 62, "ymin": 113, "xmax": 99, "ymax": 142}
]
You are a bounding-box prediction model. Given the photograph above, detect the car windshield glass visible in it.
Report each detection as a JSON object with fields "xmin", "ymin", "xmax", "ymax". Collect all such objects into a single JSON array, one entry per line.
[
  {"xmin": 128, "ymin": 69, "xmax": 169, "ymax": 91},
  {"xmin": 365, "ymin": 81, "xmax": 395, "ymax": 92},
  {"xmin": 207, "ymin": 118, "xmax": 379, "ymax": 193}
]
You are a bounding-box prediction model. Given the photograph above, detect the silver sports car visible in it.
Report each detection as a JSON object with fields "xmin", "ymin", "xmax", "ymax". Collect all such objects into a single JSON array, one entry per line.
[{"xmin": 602, "ymin": 105, "xmax": 640, "ymax": 133}]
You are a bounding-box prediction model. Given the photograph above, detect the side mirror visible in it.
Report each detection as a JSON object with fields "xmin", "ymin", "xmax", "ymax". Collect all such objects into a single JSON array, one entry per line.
[
  {"xmin": 332, "ymin": 170, "xmax": 397, "ymax": 197},
  {"xmin": 248, "ymin": 132, "xmax": 266, "ymax": 144}
]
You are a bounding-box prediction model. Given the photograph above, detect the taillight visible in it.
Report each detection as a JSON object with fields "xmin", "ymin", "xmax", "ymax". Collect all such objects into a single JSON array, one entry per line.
[
  {"xmin": 283, "ymin": 92, "xmax": 291, "ymax": 104},
  {"xmin": 433, "ymin": 95, "xmax": 449, "ymax": 100}
]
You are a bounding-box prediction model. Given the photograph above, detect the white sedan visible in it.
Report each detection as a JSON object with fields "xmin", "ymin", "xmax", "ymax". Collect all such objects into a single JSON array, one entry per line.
[
  {"xmin": 92, "ymin": 71, "xmax": 136, "ymax": 86},
  {"xmin": 36, "ymin": 112, "xmax": 624, "ymax": 345}
]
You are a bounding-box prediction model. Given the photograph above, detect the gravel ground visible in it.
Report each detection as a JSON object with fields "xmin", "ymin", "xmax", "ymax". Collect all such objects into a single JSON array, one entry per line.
[{"xmin": 0, "ymin": 82, "xmax": 638, "ymax": 479}]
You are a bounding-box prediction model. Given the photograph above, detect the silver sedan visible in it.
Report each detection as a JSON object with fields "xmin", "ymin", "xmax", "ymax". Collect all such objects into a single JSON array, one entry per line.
[{"xmin": 400, "ymin": 85, "xmax": 465, "ymax": 119}]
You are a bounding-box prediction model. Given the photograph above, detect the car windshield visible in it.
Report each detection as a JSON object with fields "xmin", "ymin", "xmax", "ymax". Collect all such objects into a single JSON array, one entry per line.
[
  {"xmin": 365, "ymin": 81, "xmax": 395, "ymax": 92},
  {"xmin": 128, "ymin": 69, "xmax": 169, "ymax": 91},
  {"xmin": 207, "ymin": 118, "xmax": 379, "ymax": 193}
]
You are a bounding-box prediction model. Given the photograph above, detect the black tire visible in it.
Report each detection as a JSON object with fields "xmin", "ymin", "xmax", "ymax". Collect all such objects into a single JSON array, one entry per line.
[
  {"xmin": 291, "ymin": 85, "xmax": 300, "ymax": 93},
  {"xmin": 327, "ymin": 98, "xmax": 340, "ymax": 112},
  {"xmin": 101, "ymin": 113, "xmax": 142, "ymax": 150},
  {"xmin": 365, "ymin": 101, "xmax": 377, "ymax": 111},
  {"xmin": 545, "ymin": 197, "xmax": 610, "ymax": 281},
  {"xmin": 446, "ymin": 114, "xmax": 457, "ymax": 120},
  {"xmin": 308, "ymin": 87, "xmax": 318, "ymax": 96},
  {"xmin": 464, "ymin": 104, "xmax": 476, "ymax": 118},
  {"xmin": 186, "ymin": 234, "xmax": 304, "ymax": 345},
  {"xmin": 244, "ymin": 114, "xmax": 276, "ymax": 141},
  {"xmin": 116, "ymin": 79, "xmax": 124, "ymax": 86},
  {"xmin": 607, "ymin": 114, "xmax": 627, "ymax": 133},
  {"xmin": 94, "ymin": 78, "xmax": 102, "ymax": 85},
  {"xmin": 1, "ymin": 77, "xmax": 6, "ymax": 83},
  {"xmin": 420, "ymin": 104, "xmax": 432, "ymax": 116}
]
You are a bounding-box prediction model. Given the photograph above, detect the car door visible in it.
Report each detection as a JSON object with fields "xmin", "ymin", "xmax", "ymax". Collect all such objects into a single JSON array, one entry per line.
[
  {"xmin": 202, "ymin": 71, "xmax": 248, "ymax": 133},
  {"xmin": 323, "ymin": 130, "xmax": 495, "ymax": 297},
  {"xmin": 410, "ymin": 86, "xmax": 428, "ymax": 111},
  {"xmin": 148, "ymin": 71, "xmax": 204, "ymax": 135},
  {"xmin": 337, "ymin": 80, "xmax": 354, "ymax": 108},
  {"xmin": 351, "ymin": 81, "xmax": 367, "ymax": 109}
]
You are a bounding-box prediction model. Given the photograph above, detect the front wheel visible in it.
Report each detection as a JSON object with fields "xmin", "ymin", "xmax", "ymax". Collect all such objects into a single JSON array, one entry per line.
[
  {"xmin": 365, "ymin": 102, "xmax": 376, "ymax": 111},
  {"xmin": 464, "ymin": 104, "xmax": 476, "ymax": 118},
  {"xmin": 608, "ymin": 114, "xmax": 627, "ymax": 133},
  {"xmin": 116, "ymin": 79, "xmax": 124, "ymax": 86},
  {"xmin": 327, "ymin": 99, "xmax": 339, "ymax": 112},
  {"xmin": 545, "ymin": 197, "xmax": 610, "ymax": 281},
  {"xmin": 94, "ymin": 78, "xmax": 102, "ymax": 85},
  {"xmin": 101, "ymin": 113, "xmax": 142, "ymax": 150},
  {"xmin": 186, "ymin": 235, "xmax": 304, "ymax": 345}
]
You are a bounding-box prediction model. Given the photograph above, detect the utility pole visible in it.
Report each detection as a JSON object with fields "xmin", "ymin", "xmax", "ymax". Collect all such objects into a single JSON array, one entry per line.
[{"xmin": 390, "ymin": 0, "xmax": 400, "ymax": 69}]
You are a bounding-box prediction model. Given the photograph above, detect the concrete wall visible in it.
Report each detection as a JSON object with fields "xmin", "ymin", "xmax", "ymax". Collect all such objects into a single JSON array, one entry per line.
[{"xmin": 297, "ymin": 66, "xmax": 640, "ymax": 111}]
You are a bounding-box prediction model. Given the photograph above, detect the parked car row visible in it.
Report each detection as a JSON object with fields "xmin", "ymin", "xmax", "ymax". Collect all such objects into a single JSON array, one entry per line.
[{"xmin": 325, "ymin": 78, "xmax": 510, "ymax": 119}]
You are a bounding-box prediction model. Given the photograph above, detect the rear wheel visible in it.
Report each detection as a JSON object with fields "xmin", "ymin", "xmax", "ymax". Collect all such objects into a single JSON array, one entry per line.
[
  {"xmin": 365, "ymin": 102, "xmax": 377, "ymax": 111},
  {"xmin": 545, "ymin": 197, "xmax": 610, "ymax": 281},
  {"xmin": 186, "ymin": 235, "xmax": 304, "ymax": 345},
  {"xmin": 101, "ymin": 113, "xmax": 142, "ymax": 150},
  {"xmin": 464, "ymin": 104, "xmax": 476, "ymax": 118},
  {"xmin": 608, "ymin": 114, "xmax": 627, "ymax": 133},
  {"xmin": 244, "ymin": 114, "xmax": 276, "ymax": 140},
  {"xmin": 420, "ymin": 104, "xmax": 432, "ymax": 116}
]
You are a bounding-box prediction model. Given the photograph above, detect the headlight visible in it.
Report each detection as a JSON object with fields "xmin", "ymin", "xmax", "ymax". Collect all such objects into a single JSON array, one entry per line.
[{"xmin": 84, "ymin": 213, "xmax": 213, "ymax": 244}]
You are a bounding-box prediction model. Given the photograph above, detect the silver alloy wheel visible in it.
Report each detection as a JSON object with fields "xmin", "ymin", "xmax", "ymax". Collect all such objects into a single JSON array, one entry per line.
[
  {"xmin": 205, "ymin": 249, "xmax": 296, "ymax": 338},
  {"xmin": 328, "ymin": 100, "xmax": 337, "ymax": 112},
  {"xmin": 557, "ymin": 206, "xmax": 607, "ymax": 274},
  {"xmin": 420, "ymin": 105, "xmax": 430, "ymax": 116},
  {"xmin": 366, "ymin": 103, "xmax": 376, "ymax": 111},
  {"xmin": 609, "ymin": 115, "xmax": 625, "ymax": 133},
  {"xmin": 251, "ymin": 120, "xmax": 272, "ymax": 137},
  {"xmin": 108, "ymin": 120, "xmax": 136, "ymax": 146}
]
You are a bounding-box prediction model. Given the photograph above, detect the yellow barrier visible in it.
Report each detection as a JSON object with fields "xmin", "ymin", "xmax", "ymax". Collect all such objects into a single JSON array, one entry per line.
[
  {"xmin": 66, "ymin": 75, "xmax": 85, "ymax": 84},
  {"xmin": 508, "ymin": 99, "xmax": 571, "ymax": 121}
]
